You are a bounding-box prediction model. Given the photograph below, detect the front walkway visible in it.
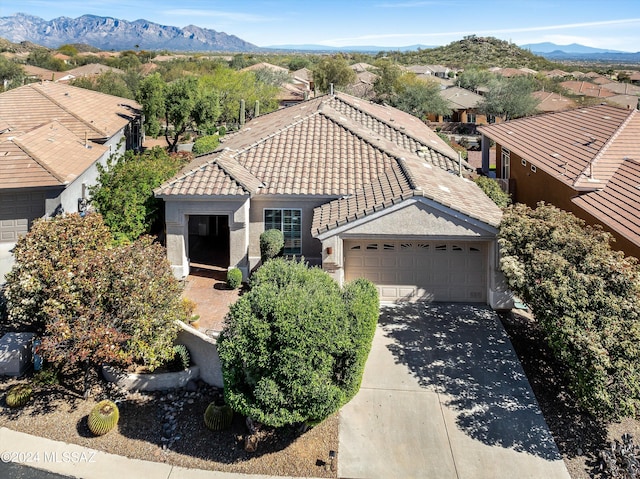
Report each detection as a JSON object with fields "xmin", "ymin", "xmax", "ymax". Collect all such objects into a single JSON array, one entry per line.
[
  {"xmin": 338, "ymin": 302, "xmax": 571, "ymax": 479},
  {"xmin": 181, "ymin": 262, "xmax": 241, "ymax": 334}
]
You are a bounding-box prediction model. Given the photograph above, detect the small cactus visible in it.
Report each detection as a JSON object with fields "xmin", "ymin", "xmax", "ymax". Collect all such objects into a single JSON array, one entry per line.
[
  {"xmin": 5, "ymin": 384, "xmax": 32, "ymax": 408},
  {"xmin": 87, "ymin": 400, "xmax": 119, "ymax": 436},
  {"xmin": 172, "ymin": 344, "xmax": 190, "ymax": 371},
  {"xmin": 204, "ymin": 403, "xmax": 233, "ymax": 431}
]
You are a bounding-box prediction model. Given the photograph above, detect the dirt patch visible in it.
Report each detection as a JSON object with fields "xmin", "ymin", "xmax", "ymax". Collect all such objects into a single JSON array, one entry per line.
[{"xmin": 0, "ymin": 376, "xmax": 338, "ymax": 478}]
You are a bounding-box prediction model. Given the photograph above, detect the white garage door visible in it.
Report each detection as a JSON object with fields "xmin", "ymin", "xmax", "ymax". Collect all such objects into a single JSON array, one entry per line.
[
  {"xmin": 344, "ymin": 240, "xmax": 487, "ymax": 302},
  {"xmin": 0, "ymin": 192, "xmax": 45, "ymax": 242}
]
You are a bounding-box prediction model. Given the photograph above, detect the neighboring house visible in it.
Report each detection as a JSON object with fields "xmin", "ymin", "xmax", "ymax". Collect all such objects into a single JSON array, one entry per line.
[
  {"xmin": 630, "ymin": 72, "xmax": 640, "ymax": 84},
  {"xmin": 291, "ymin": 67, "xmax": 314, "ymax": 91},
  {"xmin": 478, "ymin": 105, "xmax": 640, "ymax": 259},
  {"xmin": 0, "ymin": 82, "xmax": 143, "ymax": 243},
  {"xmin": 492, "ymin": 67, "xmax": 536, "ymax": 78},
  {"xmin": 155, "ymin": 93, "xmax": 510, "ymax": 307},
  {"xmin": 531, "ymin": 91, "xmax": 577, "ymax": 113},
  {"xmin": 541, "ymin": 69, "xmax": 570, "ymax": 78},
  {"xmin": 65, "ymin": 63, "xmax": 125, "ymax": 79},
  {"xmin": 345, "ymin": 70, "xmax": 378, "ymax": 100},
  {"xmin": 600, "ymin": 82, "xmax": 640, "ymax": 96},
  {"xmin": 428, "ymin": 86, "xmax": 487, "ymax": 124},
  {"xmin": 22, "ymin": 65, "xmax": 74, "ymax": 83}
]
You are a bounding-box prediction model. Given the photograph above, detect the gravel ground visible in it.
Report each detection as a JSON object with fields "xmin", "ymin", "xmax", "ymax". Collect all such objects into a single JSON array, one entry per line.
[
  {"xmin": 0, "ymin": 375, "xmax": 338, "ymax": 478},
  {"xmin": 500, "ymin": 310, "xmax": 640, "ymax": 479}
]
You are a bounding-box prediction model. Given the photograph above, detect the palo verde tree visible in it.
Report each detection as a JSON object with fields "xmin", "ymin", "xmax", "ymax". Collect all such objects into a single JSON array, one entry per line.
[
  {"xmin": 3, "ymin": 213, "xmax": 185, "ymax": 395},
  {"xmin": 499, "ymin": 203, "xmax": 640, "ymax": 420},
  {"xmin": 478, "ymin": 75, "xmax": 540, "ymax": 121},
  {"xmin": 312, "ymin": 55, "xmax": 357, "ymax": 93},
  {"xmin": 218, "ymin": 258, "xmax": 379, "ymax": 428}
]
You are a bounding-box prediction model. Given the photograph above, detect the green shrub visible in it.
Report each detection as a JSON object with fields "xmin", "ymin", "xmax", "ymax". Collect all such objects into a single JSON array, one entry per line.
[
  {"xmin": 5, "ymin": 384, "xmax": 33, "ymax": 408},
  {"xmin": 499, "ymin": 203, "xmax": 640, "ymax": 420},
  {"xmin": 32, "ymin": 366, "xmax": 60, "ymax": 387},
  {"xmin": 474, "ymin": 176, "xmax": 511, "ymax": 208},
  {"xmin": 218, "ymin": 258, "xmax": 378, "ymax": 428},
  {"xmin": 203, "ymin": 403, "xmax": 233, "ymax": 431},
  {"xmin": 87, "ymin": 400, "xmax": 119, "ymax": 436},
  {"xmin": 226, "ymin": 267, "xmax": 242, "ymax": 289},
  {"xmin": 259, "ymin": 229, "xmax": 284, "ymax": 264},
  {"xmin": 192, "ymin": 135, "xmax": 220, "ymax": 155}
]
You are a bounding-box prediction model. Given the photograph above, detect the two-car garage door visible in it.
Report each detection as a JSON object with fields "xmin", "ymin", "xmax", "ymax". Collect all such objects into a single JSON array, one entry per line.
[{"xmin": 344, "ymin": 240, "xmax": 487, "ymax": 303}]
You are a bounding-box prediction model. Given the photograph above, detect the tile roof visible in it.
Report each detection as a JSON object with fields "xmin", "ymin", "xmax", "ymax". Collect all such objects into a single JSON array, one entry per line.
[
  {"xmin": 532, "ymin": 91, "xmax": 577, "ymax": 113},
  {"xmin": 157, "ymin": 93, "xmax": 498, "ymax": 231},
  {"xmin": 606, "ymin": 95, "xmax": 640, "ymax": 110},
  {"xmin": 0, "ymin": 82, "xmax": 141, "ymax": 139},
  {"xmin": 601, "ymin": 82, "xmax": 640, "ymax": 95},
  {"xmin": 66, "ymin": 63, "xmax": 124, "ymax": 77},
  {"xmin": 439, "ymin": 86, "xmax": 483, "ymax": 110},
  {"xmin": 478, "ymin": 105, "xmax": 635, "ymax": 190},
  {"xmin": 0, "ymin": 82, "xmax": 141, "ymax": 190},
  {"xmin": 559, "ymin": 81, "xmax": 616, "ymax": 98},
  {"xmin": 480, "ymin": 106, "xmax": 640, "ymax": 250},
  {"xmin": 572, "ymin": 159, "xmax": 640, "ymax": 247}
]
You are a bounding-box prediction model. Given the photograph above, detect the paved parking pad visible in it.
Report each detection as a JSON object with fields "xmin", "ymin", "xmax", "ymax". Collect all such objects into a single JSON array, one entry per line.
[{"xmin": 338, "ymin": 303, "xmax": 571, "ymax": 479}]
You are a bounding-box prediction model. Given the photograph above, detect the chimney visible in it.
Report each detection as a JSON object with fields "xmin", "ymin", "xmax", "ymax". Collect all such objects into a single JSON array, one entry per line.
[
  {"xmin": 240, "ymin": 99, "xmax": 245, "ymax": 126},
  {"xmin": 254, "ymin": 100, "xmax": 260, "ymax": 118},
  {"xmin": 330, "ymin": 83, "xmax": 334, "ymax": 95}
]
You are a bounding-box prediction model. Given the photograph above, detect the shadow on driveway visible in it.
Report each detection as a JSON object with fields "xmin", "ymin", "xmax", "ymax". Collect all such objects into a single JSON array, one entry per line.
[{"xmin": 378, "ymin": 302, "xmax": 561, "ymax": 460}]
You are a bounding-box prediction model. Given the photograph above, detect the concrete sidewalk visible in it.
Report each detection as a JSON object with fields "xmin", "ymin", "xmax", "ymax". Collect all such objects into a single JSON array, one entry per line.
[
  {"xmin": 0, "ymin": 428, "xmax": 323, "ymax": 479},
  {"xmin": 338, "ymin": 302, "xmax": 571, "ymax": 479}
]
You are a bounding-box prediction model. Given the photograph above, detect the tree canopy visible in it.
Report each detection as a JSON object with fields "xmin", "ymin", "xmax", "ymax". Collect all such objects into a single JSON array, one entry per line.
[
  {"xmin": 312, "ymin": 56, "xmax": 357, "ymax": 93},
  {"xmin": 3, "ymin": 214, "xmax": 186, "ymax": 384},
  {"xmin": 478, "ymin": 75, "xmax": 539, "ymax": 121},
  {"xmin": 89, "ymin": 146, "xmax": 190, "ymax": 242},
  {"xmin": 499, "ymin": 203, "xmax": 640, "ymax": 420}
]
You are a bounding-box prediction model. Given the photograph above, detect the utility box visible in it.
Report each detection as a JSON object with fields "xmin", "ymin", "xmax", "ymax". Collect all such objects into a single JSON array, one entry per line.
[{"xmin": 0, "ymin": 332, "xmax": 35, "ymax": 377}]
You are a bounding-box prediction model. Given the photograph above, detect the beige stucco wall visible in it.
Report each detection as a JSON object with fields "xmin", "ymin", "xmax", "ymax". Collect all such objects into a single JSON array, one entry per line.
[
  {"xmin": 247, "ymin": 196, "xmax": 333, "ymax": 271},
  {"xmin": 163, "ymin": 196, "xmax": 250, "ymax": 279}
]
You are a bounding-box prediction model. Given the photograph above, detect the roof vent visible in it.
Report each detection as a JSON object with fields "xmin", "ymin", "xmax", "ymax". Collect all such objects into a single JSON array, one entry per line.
[
  {"xmin": 551, "ymin": 152, "xmax": 561, "ymax": 158},
  {"xmin": 422, "ymin": 162, "xmax": 432, "ymax": 169},
  {"xmin": 438, "ymin": 185, "xmax": 451, "ymax": 193}
]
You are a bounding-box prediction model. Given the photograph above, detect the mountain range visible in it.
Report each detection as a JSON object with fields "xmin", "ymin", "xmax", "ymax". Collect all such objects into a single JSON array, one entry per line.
[
  {"xmin": 1, "ymin": 13, "xmax": 639, "ymax": 63},
  {"xmin": 0, "ymin": 13, "xmax": 258, "ymax": 52}
]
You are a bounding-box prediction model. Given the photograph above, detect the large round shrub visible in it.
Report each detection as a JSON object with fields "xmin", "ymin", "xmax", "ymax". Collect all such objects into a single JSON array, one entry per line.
[{"xmin": 217, "ymin": 258, "xmax": 378, "ymax": 428}]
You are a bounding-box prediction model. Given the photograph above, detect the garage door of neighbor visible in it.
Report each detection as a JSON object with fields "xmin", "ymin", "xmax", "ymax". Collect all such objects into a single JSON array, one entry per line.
[
  {"xmin": 344, "ymin": 240, "xmax": 487, "ymax": 303},
  {"xmin": 0, "ymin": 191, "xmax": 45, "ymax": 242}
]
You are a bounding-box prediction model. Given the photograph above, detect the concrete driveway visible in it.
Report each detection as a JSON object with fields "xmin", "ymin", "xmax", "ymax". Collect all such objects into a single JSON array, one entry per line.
[{"xmin": 338, "ymin": 303, "xmax": 570, "ymax": 479}]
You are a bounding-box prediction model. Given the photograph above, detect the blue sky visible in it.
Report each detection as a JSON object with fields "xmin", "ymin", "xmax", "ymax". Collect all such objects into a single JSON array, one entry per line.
[{"xmin": 1, "ymin": 0, "xmax": 639, "ymax": 51}]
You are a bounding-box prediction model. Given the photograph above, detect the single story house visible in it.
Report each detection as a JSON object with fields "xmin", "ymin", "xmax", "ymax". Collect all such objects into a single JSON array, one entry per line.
[
  {"xmin": 478, "ymin": 104, "xmax": 640, "ymax": 259},
  {"xmin": 155, "ymin": 93, "xmax": 511, "ymax": 308},
  {"xmin": 0, "ymin": 82, "xmax": 143, "ymax": 243},
  {"xmin": 428, "ymin": 86, "xmax": 488, "ymax": 124}
]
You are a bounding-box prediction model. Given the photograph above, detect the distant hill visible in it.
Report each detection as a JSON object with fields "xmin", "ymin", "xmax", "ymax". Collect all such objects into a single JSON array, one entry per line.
[
  {"xmin": 520, "ymin": 42, "xmax": 626, "ymax": 54},
  {"xmin": 392, "ymin": 35, "xmax": 560, "ymax": 69},
  {"xmin": 0, "ymin": 13, "xmax": 259, "ymax": 52},
  {"xmin": 264, "ymin": 44, "xmax": 435, "ymax": 53}
]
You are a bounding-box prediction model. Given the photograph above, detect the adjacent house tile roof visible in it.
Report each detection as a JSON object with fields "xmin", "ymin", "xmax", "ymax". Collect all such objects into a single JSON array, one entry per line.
[
  {"xmin": 439, "ymin": 86, "xmax": 483, "ymax": 110},
  {"xmin": 572, "ymin": 159, "xmax": 640, "ymax": 247},
  {"xmin": 0, "ymin": 82, "xmax": 141, "ymax": 190},
  {"xmin": 66, "ymin": 63, "xmax": 125, "ymax": 77},
  {"xmin": 479, "ymin": 105, "xmax": 640, "ymax": 250},
  {"xmin": 600, "ymin": 82, "xmax": 640, "ymax": 96},
  {"xmin": 532, "ymin": 91, "xmax": 577, "ymax": 113},
  {"xmin": 157, "ymin": 93, "xmax": 497, "ymax": 230},
  {"xmin": 559, "ymin": 81, "xmax": 616, "ymax": 98},
  {"xmin": 606, "ymin": 95, "xmax": 640, "ymax": 110},
  {"xmin": 22, "ymin": 65, "xmax": 72, "ymax": 82},
  {"xmin": 478, "ymin": 105, "xmax": 636, "ymax": 190}
]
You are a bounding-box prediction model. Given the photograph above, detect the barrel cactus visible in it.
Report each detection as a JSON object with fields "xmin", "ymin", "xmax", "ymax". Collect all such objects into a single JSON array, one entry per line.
[
  {"xmin": 174, "ymin": 344, "xmax": 190, "ymax": 370},
  {"xmin": 204, "ymin": 403, "xmax": 233, "ymax": 431},
  {"xmin": 88, "ymin": 400, "xmax": 119, "ymax": 436},
  {"xmin": 5, "ymin": 384, "xmax": 33, "ymax": 408}
]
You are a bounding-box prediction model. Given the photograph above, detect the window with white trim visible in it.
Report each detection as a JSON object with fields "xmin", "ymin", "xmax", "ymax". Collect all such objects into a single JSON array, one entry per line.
[{"xmin": 264, "ymin": 209, "xmax": 302, "ymax": 255}]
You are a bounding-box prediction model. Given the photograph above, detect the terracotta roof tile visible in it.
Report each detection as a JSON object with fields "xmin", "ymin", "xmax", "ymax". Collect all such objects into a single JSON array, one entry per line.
[
  {"xmin": 478, "ymin": 105, "xmax": 634, "ymax": 189},
  {"xmin": 157, "ymin": 92, "xmax": 500, "ymax": 231}
]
